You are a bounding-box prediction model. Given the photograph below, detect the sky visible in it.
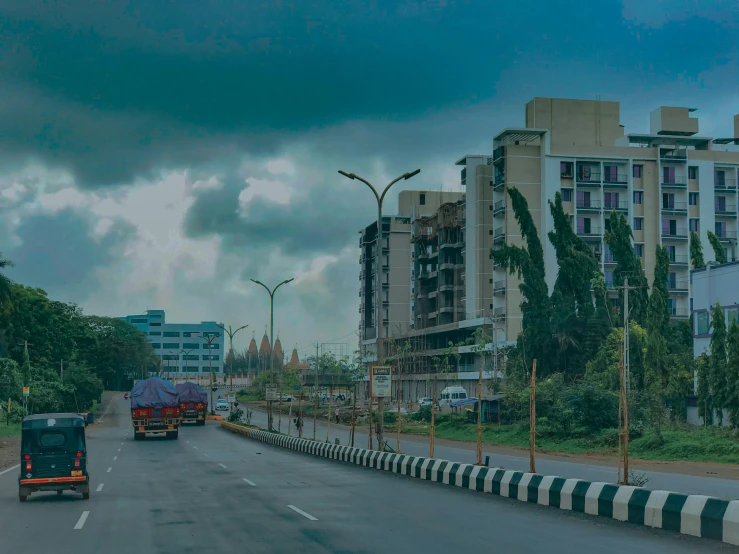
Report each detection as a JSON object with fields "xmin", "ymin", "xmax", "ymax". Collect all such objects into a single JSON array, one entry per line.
[{"xmin": 1, "ymin": 0, "xmax": 738, "ymax": 360}]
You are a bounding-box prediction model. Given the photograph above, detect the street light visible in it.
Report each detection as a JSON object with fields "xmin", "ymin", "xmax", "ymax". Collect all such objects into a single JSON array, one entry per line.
[
  {"xmin": 180, "ymin": 348, "xmax": 196, "ymax": 381},
  {"xmin": 217, "ymin": 324, "xmax": 249, "ymax": 389},
  {"xmin": 200, "ymin": 332, "xmax": 222, "ymax": 414},
  {"xmin": 250, "ymin": 278, "xmax": 294, "ymax": 431},
  {"xmin": 338, "ymin": 168, "xmax": 421, "ymax": 451}
]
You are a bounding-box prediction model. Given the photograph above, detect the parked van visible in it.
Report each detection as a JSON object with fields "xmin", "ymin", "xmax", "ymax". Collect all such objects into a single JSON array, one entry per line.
[{"xmin": 439, "ymin": 386, "xmax": 468, "ymax": 408}]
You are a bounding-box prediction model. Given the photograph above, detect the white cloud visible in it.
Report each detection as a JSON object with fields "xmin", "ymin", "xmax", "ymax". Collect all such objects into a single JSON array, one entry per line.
[
  {"xmin": 237, "ymin": 177, "xmax": 292, "ymax": 212},
  {"xmin": 264, "ymin": 157, "xmax": 296, "ymax": 176}
]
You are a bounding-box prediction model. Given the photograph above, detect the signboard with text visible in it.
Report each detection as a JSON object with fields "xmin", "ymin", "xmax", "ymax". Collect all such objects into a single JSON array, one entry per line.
[
  {"xmin": 370, "ymin": 366, "xmax": 391, "ymax": 398},
  {"xmin": 265, "ymin": 384, "xmax": 277, "ymax": 401},
  {"xmin": 22, "ymin": 387, "xmax": 29, "ymax": 397}
]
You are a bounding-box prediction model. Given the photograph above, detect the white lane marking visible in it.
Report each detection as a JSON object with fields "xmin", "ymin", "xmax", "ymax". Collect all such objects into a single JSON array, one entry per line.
[
  {"xmin": 242, "ymin": 478, "xmax": 256, "ymax": 486},
  {"xmin": 117, "ymin": 449, "xmax": 121, "ymax": 452},
  {"xmin": 219, "ymin": 463, "xmax": 227, "ymax": 469},
  {"xmin": 96, "ymin": 483, "xmax": 104, "ymax": 492},
  {"xmin": 113, "ymin": 456, "xmax": 118, "ymax": 461},
  {"xmin": 0, "ymin": 464, "xmax": 20, "ymax": 476},
  {"xmin": 97, "ymin": 394, "xmax": 120, "ymax": 423},
  {"xmin": 193, "ymin": 446, "xmax": 199, "ymax": 450},
  {"xmin": 288, "ymin": 505, "xmax": 318, "ymax": 521},
  {"xmin": 106, "ymin": 467, "xmax": 112, "ymax": 473},
  {"xmin": 74, "ymin": 511, "xmax": 90, "ymax": 530},
  {"xmin": 120, "ymin": 442, "xmax": 124, "ymax": 446},
  {"xmin": 186, "ymin": 440, "xmax": 190, "ymax": 443}
]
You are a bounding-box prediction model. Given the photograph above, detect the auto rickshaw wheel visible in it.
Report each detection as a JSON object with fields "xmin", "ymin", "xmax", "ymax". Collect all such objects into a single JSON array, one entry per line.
[{"xmin": 82, "ymin": 493, "xmax": 90, "ymax": 500}]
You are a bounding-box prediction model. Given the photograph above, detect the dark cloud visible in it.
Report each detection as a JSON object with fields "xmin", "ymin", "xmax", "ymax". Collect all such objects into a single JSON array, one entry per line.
[{"xmin": 4, "ymin": 209, "xmax": 136, "ymax": 301}]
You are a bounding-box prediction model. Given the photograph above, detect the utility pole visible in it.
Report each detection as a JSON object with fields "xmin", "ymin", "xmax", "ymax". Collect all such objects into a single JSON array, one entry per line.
[
  {"xmin": 60, "ymin": 359, "xmax": 64, "ymax": 382},
  {"xmin": 217, "ymin": 323, "xmax": 249, "ymax": 390},
  {"xmin": 200, "ymin": 332, "xmax": 221, "ymax": 414},
  {"xmin": 251, "ymin": 278, "xmax": 294, "ymax": 431},
  {"xmin": 615, "ymin": 277, "xmax": 640, "ymax": 394},
  {"xmin": 18, "ymin": 341, "xmax": 33, "ymax": 415},
  {"xmin": 339, "ymin": 167, "xmax": 421, "ymax": 453}
]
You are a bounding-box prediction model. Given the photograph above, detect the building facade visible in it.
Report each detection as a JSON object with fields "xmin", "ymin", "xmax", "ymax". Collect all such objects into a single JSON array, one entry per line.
[{"xmin": 120, "ymin": 309, "xmax": 225, "ymax": 375}]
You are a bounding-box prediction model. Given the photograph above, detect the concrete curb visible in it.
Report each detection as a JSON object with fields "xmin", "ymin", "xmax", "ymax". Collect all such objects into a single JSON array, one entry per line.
[{"xmin": 221, "ymin": 422, "xmax": 739, "ymax": 546}]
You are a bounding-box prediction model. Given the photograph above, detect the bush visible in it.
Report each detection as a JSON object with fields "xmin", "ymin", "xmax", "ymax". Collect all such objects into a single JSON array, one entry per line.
[
  {"xmin": 227, "ymin": 408, "xmax": 244, "ymax": 423},
  {"xmin": 411, "ymin": 407, "xmax": 432, "ymax": 423}
]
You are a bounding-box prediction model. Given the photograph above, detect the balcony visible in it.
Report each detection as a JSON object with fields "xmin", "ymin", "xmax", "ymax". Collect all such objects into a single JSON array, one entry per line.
[
  {"xmin": 576, "ymin": 171, "xmax": 601, "ymax": 186},
  {"xmin": 603, "ymin": 174, "xmax": 629, "ymax": 187},
  {"xmin": 604, "ymin": 253, "xmax": 617, "ymax": 264},
  {"xmin": 670, "ymin": 308, "xmax": 690, "ymax": 319},
  {"xmin": 661, "ymin": 201, "xmax": 688, "ymax": 215},
  {"xmin": 661, "ymin": 228, "xmax": 688, "ymax": 241},
  {"xmin": 493, "ymin": 145, "xmax": 505, "ymax": 162},
  {"xmin": 661, "ymin": 176, "xmax": 687, "ymax": 189},
  {"xmin": 439, "ymin": 306, "xmax": 456, "ymax": 314},
  {"xmin": 604, "ymin": 200, "xmax": 629, "ymax": 212},
  {"xmin": 715, "ymin": 178, "xmax": 737, "ymax": 191},
  {"xmin": 576, "ymin": 199, "xmax": 602, "ymax": 212},
  {"xmin": 418, "ymin": 270, "xmax": 432, "ymax": 280},
  {"xmin": 429, "ymin": 311, "xmax": 438, "ymax": 319},
  {"xmin": 493, "ymin": 227, "xmax": 506, "ymax": 242},
  {"xmin": 715, "ymin": 203, "xmax": 738, "ymax": 216},
  {"xmin": 493, "ymin": 280, "xmax": 506, "ymax": 295},
  {"xmin": 576, "ymin": 226, "xmax": 602, "ymax": 238},
  {"xmin": 493, "ymin": 307, "xmax": 506, "ymax": 320},
  {"xmin": 416, "ymin": 291, "xmax": 428, "ymax": 300},
  {"xmin": 382, "ymin": 280, "xmax": 389, "ymax": 288},
  {"xmin": 660, "ymin": 150, "xmax": 687, "ymax": 163},
  {"xmin": 439, "ymin": 284, "xmax": 455, "ymax": 293},
  {"xmin": 494, "ymin": 173, "xmax": 506, "ymax": 190},
  {"xmin": 667, "ymin": 280, "xmax": 689, "ymax": 295},
  {"xmin": 494, "ymin": 199, "xmax": 506, "ymax": 217},
  {"xmin": 669, "ymin": 255, "xmax": 689, "ymax": 267},
  {"xmin": 718, "ymin": 231, "xmax": 738, "ymax": 242},
  {"xmin": 439, "ymin": 262, "xmax": 456, "ymax": 271},
  {"xmin": 428, "ymin": 291, "xmax": 438, "ymax": 299}
]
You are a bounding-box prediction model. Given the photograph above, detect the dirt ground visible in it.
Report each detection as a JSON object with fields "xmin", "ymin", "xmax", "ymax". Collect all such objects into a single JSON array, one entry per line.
[{"xmin": 0, "ymin": 437, "xmax": 20, "ymax": 472}]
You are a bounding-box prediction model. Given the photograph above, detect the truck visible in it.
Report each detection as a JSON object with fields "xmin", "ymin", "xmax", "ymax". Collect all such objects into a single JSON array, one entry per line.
[
  {"xmin": 176, "ymin": 382, "xmax": 208, "ymax": 426},
  {"xmin": 130, "ymin": 377, "xmax": 181, "ymax": 440}
]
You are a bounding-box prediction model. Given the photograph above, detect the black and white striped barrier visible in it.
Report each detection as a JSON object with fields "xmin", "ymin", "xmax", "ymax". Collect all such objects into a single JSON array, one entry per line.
[{"xmin": 220, "ymin": 423, "xmax": 739, "ymax": 546}]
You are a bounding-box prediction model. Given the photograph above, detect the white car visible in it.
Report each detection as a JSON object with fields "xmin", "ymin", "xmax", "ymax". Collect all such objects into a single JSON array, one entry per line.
[
  {"xmin": 418, "ymin": 398, "xmax": 433, "ymax": 408},
  {"xmin": 215, "ymin": 399, "xmax": 229, "ymax": 411},
  {"xmin": 276, "ymin": 393, "xmax": 292, "ymax": 402}
]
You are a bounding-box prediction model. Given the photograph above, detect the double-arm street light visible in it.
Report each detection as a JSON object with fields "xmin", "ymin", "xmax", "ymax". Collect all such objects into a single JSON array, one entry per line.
[
  {"xmin": 200, "ymin": 332, "xmax": 222, "ymax": 414},
  {"xmin": 338, "ymin": 168, "xmax": 421, "ymax": 451},
  {"xmin": 217, "ymin": 324, "xmax": 249, "ymax": 389},
  {"xmin": 250, "ymin": 278, "xmax": 294, "ymax": 431},
  {"xmin": 180, "ymin": 348, "xmax": 196, "ymax": 381}
]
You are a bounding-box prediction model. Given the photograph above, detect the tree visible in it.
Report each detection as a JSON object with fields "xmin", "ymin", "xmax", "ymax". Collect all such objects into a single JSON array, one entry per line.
[
  {"xmin": 0, "ymin": 358, "xmax": 23, "ymax": 404},
  {"xmin": 604, "ymin": 211, "xmax": 648, "ymax": 326},
  {"xmin": 709, "ymin": 303, "xmax": 728, "ymax": 425},
  {"xmin": 491, "ymin": 187, "xmax": 552, "ymax": 376},
  {"xmin": 644, "ymin": 246, "xmax": 671, "ymax": 389},
  {"xmin": 696, "ymin": 353, "xmax": 711, "ymax": 425},
  {"xmin": 0, "ymin": 253, "xmax": 13, "ymax": 309},
  {"xmin": 690, "ymin": 232, "xmax": 705, "ymax": 269},
  {"xmin": 726, "ymin": 319, "xmax": 739, "ymax": 427},
  {"xmin": 707, "ymin": 231, "xmax": 728, "ymax": 264}
]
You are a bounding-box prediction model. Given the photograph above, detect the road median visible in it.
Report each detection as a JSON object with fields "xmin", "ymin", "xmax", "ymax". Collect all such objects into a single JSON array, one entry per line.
[{"xmin": 221, "ymin": 421, "xmax": 739, "ymax": 547}]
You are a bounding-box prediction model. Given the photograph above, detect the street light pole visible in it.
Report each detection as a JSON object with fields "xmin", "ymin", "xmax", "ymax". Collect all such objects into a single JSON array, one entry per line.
[
  {"xmin": 338, "ymin": 168, "xmax": 420, "ymax": 451},
  {"xmin": 200, "ymin": 333, "xmax": 222, "ymax": 414},
  {"xmin": 217, "ymin": 324, "xmax": 249, "ymax": 390},
  {"xmin": 251, "ymin": 278, "xmax": 294, "ymax": 431}
]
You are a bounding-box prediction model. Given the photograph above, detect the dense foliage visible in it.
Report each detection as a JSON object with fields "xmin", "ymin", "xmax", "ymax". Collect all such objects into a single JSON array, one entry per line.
[{"xmin": 0, "ymin": 260, "xmax": 158, "ymax": 420}]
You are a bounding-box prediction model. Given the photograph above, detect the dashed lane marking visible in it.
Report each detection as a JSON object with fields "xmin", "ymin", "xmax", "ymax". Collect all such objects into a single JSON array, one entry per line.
[
  {"xmin": 288, "ymin": 505, "xmax": 318, "ymax": 521},
  {"xmin": 113, "ymin": 456, "xmax": 118, "ymax": 461},
  {"xmin": 106, "ymin": 467, "xmax": 112, "ymax": 473},
  {"xmin": 96, "ymin": 484, "xmax": 104, "ymax": 492},
  {"xmin": 219, "ymin": 463, "xmax": 227, "ymax": 469},
  {"xmin": 242, "ymin": 478, "xmax": 256, "ymax": 486},
  {"xmin": 0, "ymin": 464, "xmax": 20, "ymax": 477},
  {"xmin": 74, "ymin": 511, "xmax": 90, "ymax": 530}
]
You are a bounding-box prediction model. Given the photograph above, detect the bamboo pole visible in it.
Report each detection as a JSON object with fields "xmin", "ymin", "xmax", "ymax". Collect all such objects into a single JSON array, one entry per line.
[
  {"xmin": 326, "ymin": 385, "xmax": 333, "ymax": 443},
  {"xmin": 350, "ymin": 384, "xmax": 357, "ymax": 447},
  {"xmin": 476, "ymin": 356, "xmax": 483, "ymax": 465},
  {"xmin": 313, "ymin": 386, "xmax": 317, "ymax": 441},
  {"xmin": 529, "ymin": 359, "xmax": 537, "ymax": 474},
  {"xmin": 368, "ymin": 379, "xmax": 374, "ymax": 450},
  {"xmin": 430, "ymin": 375, "xmax": 437, "ymax": 458},
  {"xmin": 618, "ymin": 344, "xmax": 624, "ymax": 484},
  {"xmin": 396, "ymin": 364, "xmax": 402, "ymax": 454},
  {"xmin": 297, "ymin": 381, "xmax": 303, "ymax": 438}
]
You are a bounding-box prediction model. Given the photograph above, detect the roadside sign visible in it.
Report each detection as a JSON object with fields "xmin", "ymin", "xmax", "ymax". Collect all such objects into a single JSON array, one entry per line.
[
  {"xmin": 265, "ymin": 384, "xmax": 277, "ymax": 401},
  {"xmin": 227, "ymin": 394, "xmax": 236, "ymax": 404},
  {"xmin": 370, "ymin": 366, "xmax": 391, "ymax": 398},
  {"xmin": 22, "ymin": 387, "xmax": 29, "ymax": 397}
]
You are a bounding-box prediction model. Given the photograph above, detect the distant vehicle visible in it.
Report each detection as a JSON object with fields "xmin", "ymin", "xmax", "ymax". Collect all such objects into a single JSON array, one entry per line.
[
  {"xmin": 418, "ymin": 398, "xmax": 433, "ymax": 408},
  {"xmin": 19, "ymin": 413, "xmax": 91, "ymax": 502},
  {"xmin": 176, "ymin": 382, "xmax": 208, "ymax": 426},
  {"xmin": 276, "ymin": 393, "xmax": 292, "ymax": 402},
  {"xmin": 215, "ymin": 399, "xmax": 229, "ymax": 411},
  {"xmin": 130, "ymin": 377, "xmax": 181, "ymax": 440},
  {"xmin": 439, "ymin": 386, "xmax": 468, "ymax": 409},
  {"xmin": 124, "ymin": 393, "xmax": 129, "ymax": 399}
]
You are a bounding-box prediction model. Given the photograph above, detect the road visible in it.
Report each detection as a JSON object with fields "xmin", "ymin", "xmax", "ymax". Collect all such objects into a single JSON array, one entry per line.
[
  {"xmin": 240, "ymin": 399, "xmax": 739, "ymax": 500},
  {"xmin": 0, "ymin": 393, "xmax": 733, "ymax": 553}
]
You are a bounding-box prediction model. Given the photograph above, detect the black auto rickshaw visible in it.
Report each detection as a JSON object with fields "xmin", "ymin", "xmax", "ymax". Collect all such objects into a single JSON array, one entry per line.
[{"xmin": 18, "ymin": 413, "xmax": 91, "ymax": 502}]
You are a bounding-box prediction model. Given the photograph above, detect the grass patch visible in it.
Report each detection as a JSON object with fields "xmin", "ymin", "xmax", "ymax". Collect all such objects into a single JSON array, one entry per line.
[
  {"xmin": 400, "ymin": 420, "xmax": 739, "ymax": 464},
  {"xmin": 0, "ymin": 423, "xmax": 21, "ymax": 437}
]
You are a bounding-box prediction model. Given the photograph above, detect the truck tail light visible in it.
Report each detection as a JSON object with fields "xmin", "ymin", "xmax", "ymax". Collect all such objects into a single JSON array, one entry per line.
[
  {"xmin": 74, "ymin": 458, "xmax": 80, "ymax": 469},
  {"xmin": 25, "ymin": 461, "xmax": 32, "ymax": 472}
]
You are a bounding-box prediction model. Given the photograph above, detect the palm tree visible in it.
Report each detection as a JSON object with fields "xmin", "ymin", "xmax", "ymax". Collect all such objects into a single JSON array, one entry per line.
[{"xmin": 0, "ymin": 252, "xmax": 14, "ymax": 306}]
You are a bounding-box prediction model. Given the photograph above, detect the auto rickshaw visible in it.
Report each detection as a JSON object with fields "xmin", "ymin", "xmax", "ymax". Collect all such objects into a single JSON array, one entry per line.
[{"xmin": 18, "ymin": 413, "xmax": 91, "ymax": 502}]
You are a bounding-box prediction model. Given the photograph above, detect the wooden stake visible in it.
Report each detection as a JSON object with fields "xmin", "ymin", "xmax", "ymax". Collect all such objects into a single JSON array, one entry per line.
[
  {"xmin": 313, "ymin": 386, "xmax": 317, "ymax": 441},
  {"xmin": 350, "ymin": 384, "xmax": 357, "ymax": 447},
  {"xmin": 397, "ymin": 363, "xmax": 402, "ymax": 454},
  {"xmin": 297, "ymin": 380, "xmax": 303, "ymax": 438},
  {"xmin": 529, "ymin": 359, "xmax": 537, "ymax": 474},
  {"xmin": 326, "ymin": 384, "xmax": 333, "ymax": 443},
  {"xmin": 618, "ymin": 344, "xmax": 624, "ymax": 484},
  {"xmin": 430, "ymin": 374, "xmax": 437, "ymax": 458},
  {"xmin": 476, "ymin": 357, "xmax": 483, "ymax": 465}
]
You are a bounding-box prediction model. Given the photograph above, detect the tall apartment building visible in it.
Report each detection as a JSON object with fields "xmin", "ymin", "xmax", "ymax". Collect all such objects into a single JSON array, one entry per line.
[
  {"xmin": 492, "ymin": 98, "xmax": 739, "ymax": 340},
  {"xmin": 120, "ymin": 309, "xmax": 225, "ymax": 375}
]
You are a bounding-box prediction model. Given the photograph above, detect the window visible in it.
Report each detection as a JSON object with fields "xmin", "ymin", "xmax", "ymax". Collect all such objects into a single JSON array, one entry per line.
[
  {"xmin": 662, "ymin": 192, "xmax": 675, "ymax": 209},
  {"xmin": 604, "ymin": 192, "xmax": 619, "ymax": 209},
  {"xmin": 420, "ymin": 193, "xmax": 426, "ymax": 206},
  {"xmin": 163, "ymin": 343, "xmax": 179, "ymax": 349},
  {"xmin": 604, "ymin": 165, "xmax": 618, "ymax": 182},
  {"xmin": 150, "ymin": 322, "xmax": 162, "ymax": 327},
  {"xmin": 163, "ymin": 331, "xmax": 180, "ymax": 337},
  {"xmin": 208, "ymin": 343, "xmax": 220, "ymax": 350},
  {"xmin": 202, "ymin": 331, "xmax": 219, "ymax": 338},
  {"xmin": 715, "ymin": 170, "xmax": 726, "ymax": 187},
  {"xmin": 183, "ymin": 355, "xmax": 199, "ymax": 361},
  {"xmin": 633, "ymin": 165, "xmax": 642, "ymax": 178},
  {"xmin": 689, "ymin": 218, "xmax": 700, "ymax": 233},
  {"xmin": 182, "ymin": 332, "xmax": 193, "ymax": 337},
  {"xmin": 561, "ymin": 188, "xmax": 572, "ymax": 202},
  {"xmin": 634, "ymin": 244, "xmax": 644, "ymax": 258},
  {"xmin": 663, "ymin": 166, "xmax": 676, "ymax": 184},
  {"xmin": 716, "ymin": 221, "xmax": 727, "ymax": 238},
  {"xmin": 728, "ymin": 308, "xmax": 739, "ymax": 326},
  {"xmin": 667, "ymin": 298, "xmax": 677, "ymax": 316},
  {"xmin": 560, "ymin": 162, "xmax": 573, "ymax": 177},
  {"xmin": 662, "ymin": 219, "xmax": 677, "ymax": 235},
  {"xmin": 689, "ymin": 166, "xmax": 698, "ymax": 179},
  {"xmin": 605, "ymin": 219, "xmax": 611, "ymax": 232},
  {"xmin": 667, "ymin": 245, "xmax": 677, "ymax": 261},
  {"xmin": 149, "ymin": 331, "xmax": 161, "ymax": 336},
  {"xmin": 633, "ymin": 217, "xmax": 643, "ymax": 231},
  {"xmin": 689, "ymin": 192, "xmax": 698, "ymax": 206},
  {"xmin": 182, "ymin": 343, "xmax": 200, "ymax": 350},
  {"xmin": 576, "ymin": 190, "xmax": 591, "ymax": 208},
  {"xmin": 633, "ymin": 191, "xmax": 643, "ymax": 204},
  {"xmin": 151, "ymin": 343, "xmax": 161, "ymax": 349},
  {"xmin": 202, "ymin": 355, "xmax": 220, "ymax": 361},
  {"xmin": 150, "ymin": 314, "xmax": 162, "ymax": 319},
  {"xmin": 131, "ymin": 318, "xmax": 147, "ymax": 324},
  {"xmin": 576, "ymin": 217, "xmax": 591, "ymax": 234},
  {"xmin": 605, "ymin": 271, "xmax": 614, "ymax": 288},
  {"xmin": 39, "ymin": 432, "xmax": 66, "ymax": 448},
  {"xmin": 696, "ymin": 312, "xmax": 709, "ymax": 335},
  {"xmin": 716, "ymin": 196, "xmax": 727, "ymax": 212}
]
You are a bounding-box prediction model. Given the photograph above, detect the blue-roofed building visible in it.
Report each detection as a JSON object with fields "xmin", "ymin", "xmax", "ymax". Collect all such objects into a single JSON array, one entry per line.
[{"xmin": 120, "ymin": 309, "xmax": 225, "ymax": 377}]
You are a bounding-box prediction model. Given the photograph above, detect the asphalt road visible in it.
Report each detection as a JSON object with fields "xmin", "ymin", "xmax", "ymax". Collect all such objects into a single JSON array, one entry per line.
[
  {"xmin": 238, "ymin": 400, "xmax": 739, "ymax": 500},
  {"xmin": 1, "ymin": 394, "xmax": 735, "ymax": 553}
]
